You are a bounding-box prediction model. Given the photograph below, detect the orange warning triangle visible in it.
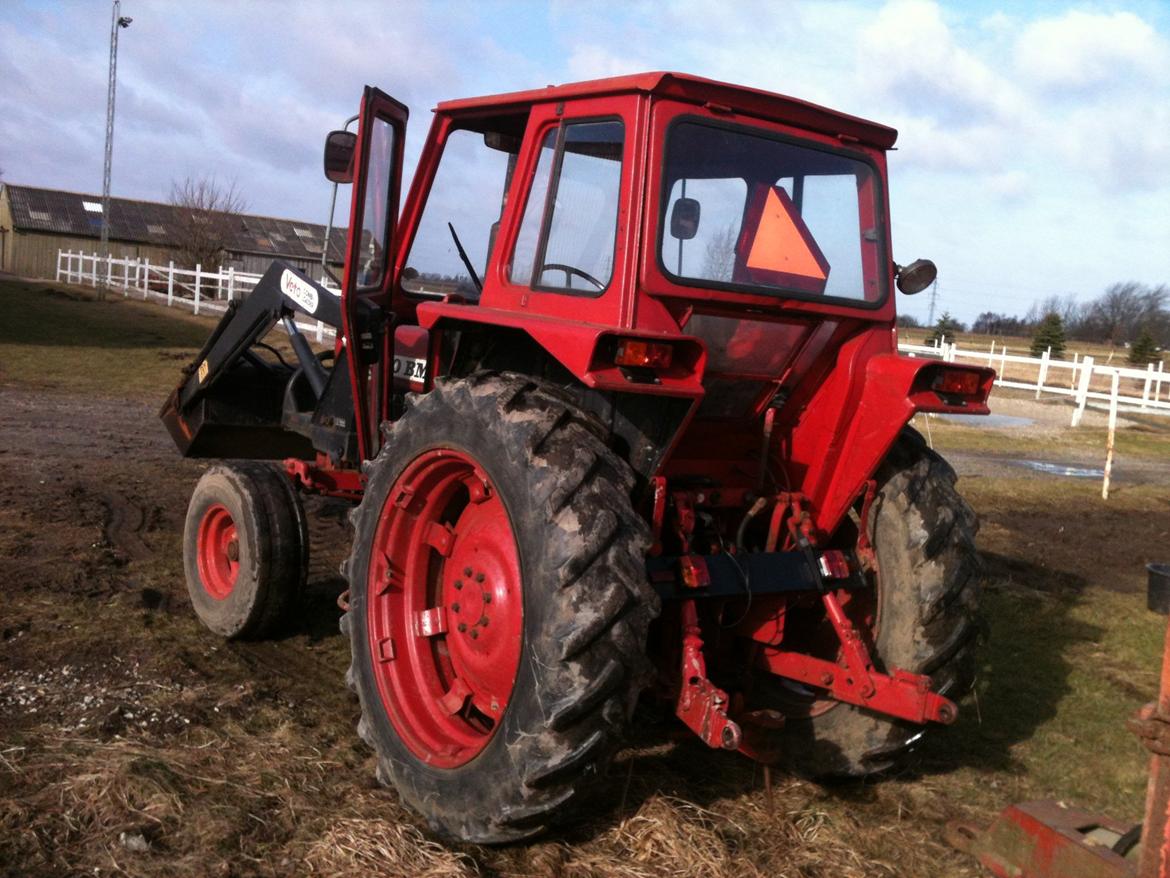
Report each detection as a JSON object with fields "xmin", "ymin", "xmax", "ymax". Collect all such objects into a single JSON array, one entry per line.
[{"xmin": 745, "ymin": 187, "xmax": 827, "ymax": 281}]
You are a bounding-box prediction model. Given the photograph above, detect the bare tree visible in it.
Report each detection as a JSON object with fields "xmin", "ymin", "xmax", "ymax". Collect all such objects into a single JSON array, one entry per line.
[
  {"xmin": 701, "ymin": 223, "xmax": 737, "ymax": 281},
  {"xmin": 169, "ymin": 175, "xmax": 248, "ymax": 270}
]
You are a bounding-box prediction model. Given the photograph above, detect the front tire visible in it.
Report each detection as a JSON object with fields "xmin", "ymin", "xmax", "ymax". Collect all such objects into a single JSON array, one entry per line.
[
  {"xmin": 183, "ymin": 462, "xmax": 308, "ymax": 640},
  {"xmin": 778, "ymin": 429, "xmax": 982, "ymax": 777},
  {"xmin": 343, "ymin": 373, "xmax": 658, "ymax": 843}
]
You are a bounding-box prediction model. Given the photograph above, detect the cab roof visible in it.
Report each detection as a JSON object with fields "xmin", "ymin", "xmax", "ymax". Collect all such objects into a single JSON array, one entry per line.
[{"xmin": 435, "ymin": 71, "xmax": 898, "ymax": 150}]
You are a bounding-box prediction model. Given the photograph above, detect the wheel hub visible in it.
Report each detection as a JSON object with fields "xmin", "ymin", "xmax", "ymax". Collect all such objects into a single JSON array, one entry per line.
[{"xmin": 366, "ymin": 449, "xmax": 523, "ymax": 768}]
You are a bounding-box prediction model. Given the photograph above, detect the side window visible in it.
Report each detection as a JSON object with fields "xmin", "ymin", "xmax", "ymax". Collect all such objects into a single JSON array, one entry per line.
[
  {"xmin": 402, "ymin": 126, "xmax": 520, "ymax": 299},
  {"xmin": 509, "ymin": 119, "xmax": 624, "ymax": 293},
  {"xmin": 357, "ymin": 116, "xmax": 396, "ymax": 288}
]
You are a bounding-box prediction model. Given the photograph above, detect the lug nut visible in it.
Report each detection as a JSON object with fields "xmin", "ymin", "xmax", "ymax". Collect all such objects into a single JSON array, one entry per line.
[
  {"xmin": 454, "ymin": 580, "xmax": 463, "ymax": 591},
  {"xmin": 452, "ymin": 603, "xmax": 460, "ymax": 613},
  {"xmin": 226, "ymin": 540, "xmax": 239, "ymax": 562},
  {"xmin": 475, "ymin": 572, "xmax": 485, "ymax": 583},
  {"xmin": 482, "ymin": 593, "xmax": 491, "ymax": 604},
  {"xmin": 470, "ymin": 629, "xmax": 479, "ymax": 639},
  {"xmin": 480, "ymin": 616, "xmax": 489, "ymax": 627},
  {"xmin": 463, "ymin": 567, "xmax": 473, "ymax": 577},
  {"xmin": 458, "ymin": 623, "xmax": 467, "ymax": 633}
]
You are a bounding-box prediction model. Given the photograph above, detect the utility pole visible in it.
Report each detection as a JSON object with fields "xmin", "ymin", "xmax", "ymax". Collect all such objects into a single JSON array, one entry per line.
[
  {"xmin": 100, "ymin": 0, "xmax": 132, "ymax": 299},
  {"xmin": 927, "ymin": 278, "xmax": 939, "ymax": 327}
]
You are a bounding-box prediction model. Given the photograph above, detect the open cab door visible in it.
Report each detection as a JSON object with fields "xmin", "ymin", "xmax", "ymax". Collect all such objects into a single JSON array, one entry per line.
[{"xmin": 338, "ymin": 87, "xmax": 408, "ymax": 463}]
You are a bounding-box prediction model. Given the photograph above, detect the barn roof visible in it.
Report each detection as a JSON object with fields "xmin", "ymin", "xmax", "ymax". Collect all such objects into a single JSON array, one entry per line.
[{"xmin": 1, "ymin": 184, "xmax": 348, "ymax": 264}]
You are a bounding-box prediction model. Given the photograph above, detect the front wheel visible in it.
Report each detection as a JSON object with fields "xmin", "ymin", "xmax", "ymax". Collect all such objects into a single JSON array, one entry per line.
[
  {"xmin": 343, "ymin": 373, "xmax": 659, "ymax": 843},
  {"xmin": 182, "ymin": 462, "xmax": 308, "ymax": 639}
]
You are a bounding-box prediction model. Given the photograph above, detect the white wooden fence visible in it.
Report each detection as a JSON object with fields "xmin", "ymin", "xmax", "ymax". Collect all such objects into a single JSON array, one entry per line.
[
  {"xmin": 55, "ymin": 249, "xmax": 338, "ymax": 342},
  {"xmin": 53, "ymin": 249, "xmax": 1169, "ymax": 426},
  {"xmin": 899, "ymin": 337, "xmax": 1170, "ymax": 424}
]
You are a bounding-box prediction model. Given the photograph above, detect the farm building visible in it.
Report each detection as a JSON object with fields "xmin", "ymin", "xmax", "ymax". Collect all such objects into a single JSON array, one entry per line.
[{"xmin": 0, "ymin": 183, "xmax": 346, "ymax": 281}]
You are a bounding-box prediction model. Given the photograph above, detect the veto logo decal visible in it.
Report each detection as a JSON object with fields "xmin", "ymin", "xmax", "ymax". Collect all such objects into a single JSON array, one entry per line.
[
  {"xmin": 393, "ymin": 356, "xmax": 427, "ymax": 390},
  {"xmin": 280, "ymin": 269, "xmax": 319, "ymax": 314},
  {"xmin": 197, "ymin": 360, "xmax": 209, "ymax": 383}
]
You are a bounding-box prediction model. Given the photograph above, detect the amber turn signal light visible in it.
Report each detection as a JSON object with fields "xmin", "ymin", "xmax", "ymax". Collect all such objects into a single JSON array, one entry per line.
[
  {"xmin": 614, "ymin": 339, "xmax": 673, "ymax": 369},
  {"xmin": 931, "ymin": 369, "xmax": 982, "ymax": 397}
]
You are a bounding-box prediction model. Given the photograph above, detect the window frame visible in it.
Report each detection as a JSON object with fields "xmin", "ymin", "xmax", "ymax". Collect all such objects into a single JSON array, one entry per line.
[
  {"xmin": 654, "ymin": 115, "xmax": 889, "ymax": 311},
  {"xmin": 513, "ymin": 114, "xmax": 626, "ymax": 299}
]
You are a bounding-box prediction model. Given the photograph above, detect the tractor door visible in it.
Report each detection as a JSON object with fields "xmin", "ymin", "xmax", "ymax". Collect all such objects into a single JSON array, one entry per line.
[{"xmin": 341, "ymin": 87, "xmax": 408, "ymax": 463}]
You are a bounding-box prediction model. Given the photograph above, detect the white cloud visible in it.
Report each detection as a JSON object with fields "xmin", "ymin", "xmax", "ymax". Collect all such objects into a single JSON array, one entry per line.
[
  {"xmin": 1014, "ymin": 10, "xmax": 1170, "ymax": 94},
  {"xmin": 857, "ymin": 0, "xmax": 1024, "ymax": 124}
]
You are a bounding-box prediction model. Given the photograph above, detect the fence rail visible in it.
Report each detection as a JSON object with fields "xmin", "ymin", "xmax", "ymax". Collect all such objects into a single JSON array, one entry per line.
[
  {"xmin": 55, "ymin": 249, "xmax": 1169, "ymax": 425},
  {"xmin": 56, "ymin": 249, "xmax": 338, "ymax": 342}
]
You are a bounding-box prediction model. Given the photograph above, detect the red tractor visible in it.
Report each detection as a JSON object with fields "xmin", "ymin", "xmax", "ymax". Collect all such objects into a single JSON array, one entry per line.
[{"xmin": 161, "ymin": 72, "xmax": 992, "ymax": 843}]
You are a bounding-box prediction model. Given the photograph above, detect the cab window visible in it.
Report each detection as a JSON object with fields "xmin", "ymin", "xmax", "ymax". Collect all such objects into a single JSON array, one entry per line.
[
  {"xmin": 402, "ymin": 121, "xmax": 523, "ymax": 299},
  {"xmin": 509, "ymin": 119, "xmax": 624, "ymax": 294}
]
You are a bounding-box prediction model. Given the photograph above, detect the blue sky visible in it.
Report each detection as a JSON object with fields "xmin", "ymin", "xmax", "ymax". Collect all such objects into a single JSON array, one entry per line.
[{"xmin": 3, "ymin": 0, "xmax": 1168, "ymax": 325}]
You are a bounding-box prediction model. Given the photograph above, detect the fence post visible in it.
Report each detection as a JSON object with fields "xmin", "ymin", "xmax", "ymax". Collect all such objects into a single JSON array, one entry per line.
[
  {"xmin": 316, "ymin": 320, "xmax": 324, "ymax": 343},
  {"xmin": 227, "ymin": 266, "xmax": 235, "ymax": 302},
  {"xmin": 142, "ymin": 257, "xmax": 150, "ymax": 298},
  {"xmin": 195, "ymin": 263, "xmax": 202, "ymax": 315},
  {"xmin": 1102, "ymin": 370, "xmax": 1121, "ymax": 500},
  {"xmin": 167, "ymin": 261, "xmax": 174, "ymax": 306},
  {"xmin": 1158, "ymin": 360, "xmax": 1165, "ymax": 403},
  {"xmin": 55, "ymin": 250, "xmax": 62, "ymax": 282},
  {"xmin": 987, "ymin": 340, "xmax": 996, "ymax": 367},
  {"xmin": 1070, "ymin": 352, "xmax": 1079, "ymax": 390},
  {"xmin": 122, "ymin": 256, "xmax": 130, "ymax": 295},
  {"xmin": 1036, "ymin": 348, "xmax": 1050, "ymax": 399},
  {"xmin": 997, "ymin": 346, "xmax": 1008, "ymax": 386},
  {"xmin": 91, "ymin": 252, "xmax": 98, "ymax": 287},
  {"xmin": 1142, "ymin": 363, "xmax": 1154, "ymax": 410},
  {"xmin": 1071, "ymin": 355, "xmax": 1095, "ymax": 427}
]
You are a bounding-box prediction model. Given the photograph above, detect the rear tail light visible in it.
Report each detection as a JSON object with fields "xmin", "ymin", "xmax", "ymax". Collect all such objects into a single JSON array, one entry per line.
[
  {"xmin": 932, "ymin": 369, "xmax": 982, "ymax": 397},
  {"xmin": 614, "ymin": 338, "xmax": 673, "ymax": 369}
]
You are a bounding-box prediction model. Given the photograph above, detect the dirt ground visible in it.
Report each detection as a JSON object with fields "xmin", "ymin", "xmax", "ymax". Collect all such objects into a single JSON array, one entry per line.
[{"xmin": 2, "ymin": 278, "xmax": 1168, "ymax": 877}]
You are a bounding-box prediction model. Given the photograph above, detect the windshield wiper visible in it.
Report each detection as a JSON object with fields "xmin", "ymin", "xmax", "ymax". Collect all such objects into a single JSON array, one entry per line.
[{"xmin": 447, "ymin": 222, "xmax": 483, "ymax": 295}]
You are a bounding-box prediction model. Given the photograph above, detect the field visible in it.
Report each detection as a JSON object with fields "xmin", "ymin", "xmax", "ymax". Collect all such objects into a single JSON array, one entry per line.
[{"xmin": 2, "ymin": 276, "xmax": 1169, "ymax": 877}]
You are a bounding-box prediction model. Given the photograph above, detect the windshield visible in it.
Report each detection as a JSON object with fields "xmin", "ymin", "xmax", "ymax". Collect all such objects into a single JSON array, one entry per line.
[{"xmin": 659, "ymin": 120, "xmax": 885, "ymax": 304}]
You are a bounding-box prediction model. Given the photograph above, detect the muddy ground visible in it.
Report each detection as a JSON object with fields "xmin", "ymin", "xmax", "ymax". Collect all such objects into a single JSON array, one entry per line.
[{"xmin": 2, "ymin": 280, "xmax": 1168, "ymax": 877}]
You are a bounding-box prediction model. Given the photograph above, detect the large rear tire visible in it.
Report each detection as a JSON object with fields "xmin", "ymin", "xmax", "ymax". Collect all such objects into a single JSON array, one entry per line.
[
  {"xmin": 777, "ymin": 429, "xmax": 982, "ymax": 777},
  {"xmin": 342, "ymin": 373, "xmax": 658, "ymax": 843},
  {"xmin": 183, "ymin": 462, "xmax": 308, "ymax": 640}
]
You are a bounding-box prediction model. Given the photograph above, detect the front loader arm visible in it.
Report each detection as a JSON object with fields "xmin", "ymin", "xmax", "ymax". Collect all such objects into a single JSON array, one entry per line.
[{"xmin": 159, "ymin": 261, "xmax": 375, "ymax": 463}]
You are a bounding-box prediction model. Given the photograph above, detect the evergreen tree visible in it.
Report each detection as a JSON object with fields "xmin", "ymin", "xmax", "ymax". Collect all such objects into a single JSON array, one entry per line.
[
  {"xmin": 1129, "ymin": 326, "xmax": 1162, "ymax": 365},
  {"xmin": 1029, "ymin": 312, "xmax": 1067, "ymax": 358},
  {"xmin": 927, "ymin": 312, "xmax": 963, "ymax": 346}
]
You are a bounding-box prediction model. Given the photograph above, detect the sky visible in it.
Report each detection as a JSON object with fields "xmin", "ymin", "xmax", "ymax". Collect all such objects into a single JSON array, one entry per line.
[{"xmin": 2, "ymin": 0, "xmax": 1168, "ymax": 326}]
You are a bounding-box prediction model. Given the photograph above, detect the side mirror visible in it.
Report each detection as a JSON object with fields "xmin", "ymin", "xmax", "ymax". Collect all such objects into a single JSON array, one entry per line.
[
  {"xmin": 895, "ymin": 258, "xmax": 937, "ymax": 295},
  {"xmin": 670, "ymin": 197, "xmax": 701, "ymax": 241},
  {"xmin": 323, "ymin": 130, "xmax": 357, "ymax": 184}
]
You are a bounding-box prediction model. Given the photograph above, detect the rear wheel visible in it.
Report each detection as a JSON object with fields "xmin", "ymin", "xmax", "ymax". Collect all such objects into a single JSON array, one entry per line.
[
  {"xmin": 342, "ymin": 372, "xmax": 658, "ymax": 843},
  {"xmin": 775, "ymin": 429, "xmax": 982, "ymax": 777},
  {"xmin": 183, "ymin": 462, "xmax": 308, "ymax": 639}
]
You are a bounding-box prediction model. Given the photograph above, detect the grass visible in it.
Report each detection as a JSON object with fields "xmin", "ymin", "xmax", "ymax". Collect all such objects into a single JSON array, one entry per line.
[{"xmin": 0, "ymin": 278, "xmax": 220, "ymax": 400}]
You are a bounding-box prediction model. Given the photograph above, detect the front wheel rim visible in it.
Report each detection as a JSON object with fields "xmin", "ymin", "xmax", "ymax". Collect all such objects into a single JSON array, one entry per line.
[
  {"xmin": 366, "ymin": 449, "xmax": 523, "ymax": 768},
  {"xmin": 196, "ymin": 503, "xmax": 239, "ymax": 600}
]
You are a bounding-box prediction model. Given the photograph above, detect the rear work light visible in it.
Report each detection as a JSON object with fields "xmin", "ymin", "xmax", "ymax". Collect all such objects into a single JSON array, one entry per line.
[
  {"xmin": 931, "ymin": 368, "xmax": 982, "ymax": 397},
  {"xmin": 614, "ymin": 338, "xmax": 673, "ymax": 369}
]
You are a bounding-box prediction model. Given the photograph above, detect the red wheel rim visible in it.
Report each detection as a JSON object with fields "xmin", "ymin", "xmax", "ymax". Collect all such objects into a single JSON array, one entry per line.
[
  {"xmin": 197, "ymin": 503, "xmax": 239, "ymax": 600},
  {"xmin": 366, "ymin": 449, "xmax": 523, "ymax": 768}
]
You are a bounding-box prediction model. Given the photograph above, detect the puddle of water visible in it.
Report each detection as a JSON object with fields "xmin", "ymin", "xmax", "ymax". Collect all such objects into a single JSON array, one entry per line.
[
  {"xmin": 937, "ymin": 413, "xmax": 1035, "ymax": 428},
  {"xmin": 1011, "ymin": 459, "xmax": 1105, "ymax": 478}
]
